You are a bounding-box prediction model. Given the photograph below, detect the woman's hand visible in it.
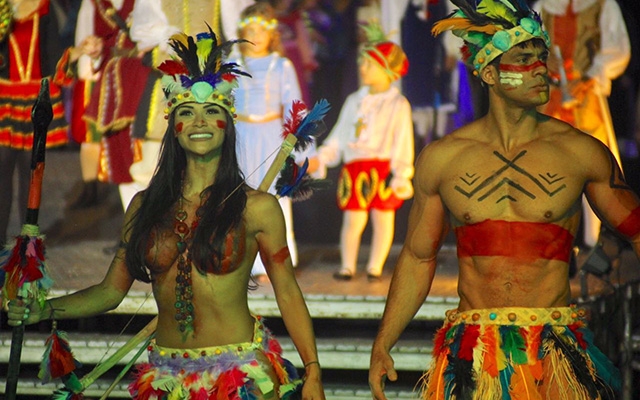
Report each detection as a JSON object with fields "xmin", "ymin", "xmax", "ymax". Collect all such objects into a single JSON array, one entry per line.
[
  {"xmin": 301, "ymin": 363, "xmax": 325, "ymax": 400},
  {"xmin": 4, "ymin": 299, "xmax": 46, "ymax": 327}
]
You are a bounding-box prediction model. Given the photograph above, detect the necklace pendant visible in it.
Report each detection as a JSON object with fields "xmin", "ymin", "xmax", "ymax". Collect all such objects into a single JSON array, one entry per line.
[{"xmin": 176, "ymin": 240, "xmax": 187, "ymax": 254}]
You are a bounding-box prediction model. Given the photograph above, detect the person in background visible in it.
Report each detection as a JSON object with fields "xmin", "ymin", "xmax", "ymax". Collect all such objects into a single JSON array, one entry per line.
[
  {"xmin": 533, "ymin": 0, "xmax": 631, "ymax": 250},
  {"xmin": 314, "ymin": 22, "xmax": 414, "ymax": 282},
  {"xmin": 6, "ymin": 29, "xmax": 325, "ymax": 400},
  {"xmin": 369, "ymin": 0, "xmax": 640, "ymax": 398},
  {"xmin": 0, "ymin": 0, "xmax": 73, "ymax": 247},
  {"xmin": 232, "ymin": 1, "xmax": 316, "ymax": 282}
]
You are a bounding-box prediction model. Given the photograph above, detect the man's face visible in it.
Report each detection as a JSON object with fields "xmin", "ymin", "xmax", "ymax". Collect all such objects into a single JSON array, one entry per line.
[{"xmin": 493, "ymin": 41, "xmax": 550, "ymax": 106}]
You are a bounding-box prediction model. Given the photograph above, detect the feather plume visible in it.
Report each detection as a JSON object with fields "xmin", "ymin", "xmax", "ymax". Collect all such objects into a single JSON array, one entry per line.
[
  {"xmin": 275, "ymin": 157, "xmax": 331, "ymax": 202},
  {"xmin": 509, "ymin": 364, "xmax": 542, "ymax": 400},
  {"xmin": 498, "ymin": 361, "xmax": 514, "ymax": 400},
  {"xmin": 442, "ymin": 324, "xmax": 473, "ymax": 398},
  {"xmin": 548, "ymin": 328, "xmax": 601, "ymax": 399},
  {"xmin": 481, "ymin": 324, "xmax": 505, "ymax": 377},
  {"xmin": 425, "ymin": 351, "xmax": 448, "ymax": 400},
  {"xmin": 281, "ymin": 99, "xmax": 331, "ymax": 152},
  {"xmin": 432, "ymin": 18, "xmax": 500, "ymax": 36},
  {"xmin": 38, "ymin": 328, "xmax": 82, "ymax": 382},
  {"xmin": 500, "ymin": 325, "xmax": 528, "ymax": 365},
  {"xmin": 281, "ymin": 100, "xmax": 308, "ymax": 139},
  {"xmin": 477, "ymin": 0, "xmax": 518, "ymax": 26},
  {"xmin": 581, "ymin": 328, "xmax": 622, "ymax": 393},
  {"xmin": 458, "ymin": 324, "xmax": 480, "ymax": 361},
  {"xmin": 432, "ymin": 323, "xmax": 452, "ymax": 358}
]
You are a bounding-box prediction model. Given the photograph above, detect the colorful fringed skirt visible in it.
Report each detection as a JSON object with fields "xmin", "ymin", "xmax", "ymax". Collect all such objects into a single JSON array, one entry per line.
[
  {"xmin": 129, "ymin": 318, "xmax": 302, "ymax": 399},
  {"xmin": 337, "ymin": 159, "xmax": 403, "ymax": 211},
  {"xmin": 422, "ymin": 306, "xmax": 620, "ymax": 400}
]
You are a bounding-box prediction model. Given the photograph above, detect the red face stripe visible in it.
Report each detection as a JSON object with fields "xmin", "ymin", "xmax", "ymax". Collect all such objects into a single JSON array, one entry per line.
[
  {"xmin": 272, "ymin": 246, "xmax": 291, "ymax": 264},
  {"xmin": 455, "ymin": 220, "xmax": 574, "ymax": 262},
  {"xmin": 616, "ymin": 207, "xmax": 640, "ymax": 238},
  {"xmin": 499, "ymin": 60, "xmax": 546, "ymax": 73},
  {"xmin": 217, "ymin": 120, "xmax": 227, "ymax": 129}
]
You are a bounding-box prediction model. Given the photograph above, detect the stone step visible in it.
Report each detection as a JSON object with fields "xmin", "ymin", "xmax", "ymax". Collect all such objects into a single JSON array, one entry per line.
[
  {"xmin": 46, "ymin": 289, "xmax": 459, "ymax": 320},
  {"xmin": 0, "ymin": 378, "xmax": 422, "ymax": 399},
  {"xmin": 0, "ymin": 332, "xmax": 434, "ymax": 372}
]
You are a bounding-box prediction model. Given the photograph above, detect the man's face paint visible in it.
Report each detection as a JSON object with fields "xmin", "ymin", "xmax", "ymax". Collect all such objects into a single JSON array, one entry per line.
[{"xmin": 498, "ymin": 60, "xmax": 546, "ymax": 88}]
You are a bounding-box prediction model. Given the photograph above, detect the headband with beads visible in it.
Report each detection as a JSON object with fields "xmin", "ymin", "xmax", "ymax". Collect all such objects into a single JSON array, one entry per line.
[
  {"xmin": 432, "ymin": 0, "xmax": 549, "ymax": 75},
  {"xmin": 157, "ymin": 27, "xmax": 250, "ymax": 119},
  {"xmin": 238, "ymin": 16, "xmax": 278, "ymax": 30}
]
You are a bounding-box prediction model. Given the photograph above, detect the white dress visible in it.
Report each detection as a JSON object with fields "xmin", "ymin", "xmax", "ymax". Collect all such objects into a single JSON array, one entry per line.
[{"xmin": 232, "ymin": 52, "xmax": 313, "ymax": 273}]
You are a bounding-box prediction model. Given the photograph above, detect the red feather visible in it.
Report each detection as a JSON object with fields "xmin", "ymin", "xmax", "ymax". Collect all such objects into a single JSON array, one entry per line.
[
  {"xmin": 281, "ymin": 100, "xmax": 307, "ymax": 138},
  {"xmin": 46, "ymin": 331, "xmax": 79, "ymax": 378},
  {"xmin": 432, "ymin": 323, "xmax": 452, "ymax": 358},
  {"xmin": 568, "ymin": 323, "xmax": 587, "ymax": 349},
  {"xmin": 157, "ymin": 60, "xmax": 189, "ymax": 76},
  {"xmin": 459, "ymin": 324, "xmax": 480, "ymax": 361}
]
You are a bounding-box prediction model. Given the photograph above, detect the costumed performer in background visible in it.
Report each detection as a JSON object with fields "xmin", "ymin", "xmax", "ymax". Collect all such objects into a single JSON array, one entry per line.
[
  {"xmin": 533, "ymin": 0, "xmax": 631, "ymax": 249},
  {"xmin": 78, "ymin": 0, "xmax": 153, "ymax": 212},
  {"xmin": 6, "ymin": 29, "xmax": 325, "ymax": 399},
  {"xmin": 369, "ymin": 0, "xmax": 640, "ymax": 399},
  {"xmin": 0, "ymin": 0, "xmax": 77, "ymax": 247},
  {"xmin": 314, "ymin": 22, "xmax": 414, "ymax": 282},
  {"xmin": 232, "ymin": 2, "xmax": 315, "ymax": 282}
]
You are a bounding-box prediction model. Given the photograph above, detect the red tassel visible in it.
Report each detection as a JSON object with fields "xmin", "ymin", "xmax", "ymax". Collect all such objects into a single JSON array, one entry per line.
[
  {"xmin": 46, "ymin": 330, "xmax": 80, "ymax": 379},
  {"xmin": 568, "ymin": 323, "xmax": 587, "ymax": 349}
]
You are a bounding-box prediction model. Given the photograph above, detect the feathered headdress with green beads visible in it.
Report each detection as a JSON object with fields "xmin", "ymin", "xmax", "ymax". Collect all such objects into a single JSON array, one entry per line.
[
  {"xmin": 157, "ymin": 26, "xmax": 250, "ymax": 118},
  {"xmin": 432, "ymin": 0, "xmax": 550, "ymax": 75}
]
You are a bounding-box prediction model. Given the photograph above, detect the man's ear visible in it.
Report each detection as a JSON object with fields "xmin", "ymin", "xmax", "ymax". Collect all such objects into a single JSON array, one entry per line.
[{"xmin": 480, "ymin": 64, "xmax": 498, "ymax": 87}]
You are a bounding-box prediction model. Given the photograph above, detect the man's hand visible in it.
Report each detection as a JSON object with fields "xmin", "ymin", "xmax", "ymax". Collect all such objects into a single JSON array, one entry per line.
[
  {"xmin": 369, "ymin": 345, "xmax": 398, "ymax": 400},
  {"xmin": 4, "ymin": 299, "xmax": 44, "ymax": 327}
]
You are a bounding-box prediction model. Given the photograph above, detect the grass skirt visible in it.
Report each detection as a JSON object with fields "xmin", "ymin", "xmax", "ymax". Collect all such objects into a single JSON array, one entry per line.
[
  {"xmin": 128, "ymin": 318, "xmax": 301, "ymax": 399},
  {"xmin": 421, "ymin": 306, "xmax": 620, "ymax": 400}
]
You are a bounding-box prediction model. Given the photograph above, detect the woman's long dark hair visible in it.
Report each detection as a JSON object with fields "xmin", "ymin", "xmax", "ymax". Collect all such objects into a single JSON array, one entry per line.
[{"xmin": 125, "ymin": 109, "xmax": 247, "ymax": 282}]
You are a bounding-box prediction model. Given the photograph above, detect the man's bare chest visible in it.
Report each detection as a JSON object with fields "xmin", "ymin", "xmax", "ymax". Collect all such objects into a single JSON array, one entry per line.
[{"xmin": 440, "ymin": 149, "xmax": 583, "ymax": 222}]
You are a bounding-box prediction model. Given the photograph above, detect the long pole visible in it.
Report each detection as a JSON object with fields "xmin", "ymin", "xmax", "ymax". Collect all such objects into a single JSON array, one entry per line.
[{"xmin": 5, "ymin": 79, "xmax": 53, "ymax": 400}]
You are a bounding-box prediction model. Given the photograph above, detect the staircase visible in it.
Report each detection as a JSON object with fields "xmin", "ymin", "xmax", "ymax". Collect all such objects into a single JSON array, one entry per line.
[{"xmin": 0, "ymin": 288, "xmax": 458, "ymax": 399}]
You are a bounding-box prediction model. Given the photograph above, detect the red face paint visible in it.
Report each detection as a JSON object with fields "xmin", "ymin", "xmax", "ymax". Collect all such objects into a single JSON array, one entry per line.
[
  {"xmin": 499, "ymin": 60, "xmax": 546, "ymax": 73},
  {"xmin": 455, "ymin": 220, "xmax": 574, "ymax": 262},
  {"xmin": 616, "ymin": 207, "xmax": 640, "ymax": 238},
  {"xmin": 175, "ymin": 122, "xmax": 184, "ymax": 136},
  {"xmin": 217, "ymin": 120, "xmax": 227, "ymax": 129}
]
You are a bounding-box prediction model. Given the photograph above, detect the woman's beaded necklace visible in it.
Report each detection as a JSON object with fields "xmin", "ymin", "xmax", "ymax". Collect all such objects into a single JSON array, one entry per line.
[{"xmin": 173, "ymin": 194, "xmax": 202, "ymax": 338}]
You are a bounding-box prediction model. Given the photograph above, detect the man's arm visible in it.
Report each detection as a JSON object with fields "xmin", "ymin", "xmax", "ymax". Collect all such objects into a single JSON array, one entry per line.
[
  {"xmin": 252, "ymin": 193, "xmax": 325, "ymax": 400},
  {"xmin": 584, "ymin": 140, "xmax": 640, "ymax": 256},
  {"xmin": 369, "ymin": 145, "xmax": 450, "ymax": 400}
]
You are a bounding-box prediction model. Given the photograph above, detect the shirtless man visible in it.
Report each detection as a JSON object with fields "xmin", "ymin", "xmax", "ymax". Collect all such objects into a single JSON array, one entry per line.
[{"xmin": 369, "ymin": 1, "xmax": 640, "ymax": 399}]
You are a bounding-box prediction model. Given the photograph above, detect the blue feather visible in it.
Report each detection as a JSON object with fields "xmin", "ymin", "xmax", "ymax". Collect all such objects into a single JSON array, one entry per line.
[
  {"xmin": 293, "ymin": 99, "xmax": 331, "ymax": 151},
  {"xmin": 582, "ymin": 328, "xmax": 622, "ymax": 391}
]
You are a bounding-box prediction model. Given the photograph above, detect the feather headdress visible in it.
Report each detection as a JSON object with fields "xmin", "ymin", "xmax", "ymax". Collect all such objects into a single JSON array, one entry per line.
[
  {"xmin": 157, "ymin": 25, "xmax": 250, "ymax": 118},
  {"xmin": 360, "ymin": 21, "xmax": 409, "ymax": 81},
  {"xmin": 432, "ymin": 0, "xmax": 549, "ymax": 74}
]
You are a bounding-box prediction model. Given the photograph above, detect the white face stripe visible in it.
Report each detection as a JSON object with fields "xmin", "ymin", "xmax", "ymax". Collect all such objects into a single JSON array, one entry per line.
[{"xmin": 499, "ymin": 71, "xmax": 523, "ymax": 86}]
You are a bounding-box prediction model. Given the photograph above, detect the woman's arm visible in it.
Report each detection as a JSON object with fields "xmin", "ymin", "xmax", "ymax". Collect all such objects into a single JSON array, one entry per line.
[
  {"xmin": 5, "ymin": 194, "xmax": 143, "ymax": 326},
  {"xmin": 251, "ymin": 192, "xmax": 325, "ymax": 399}
]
